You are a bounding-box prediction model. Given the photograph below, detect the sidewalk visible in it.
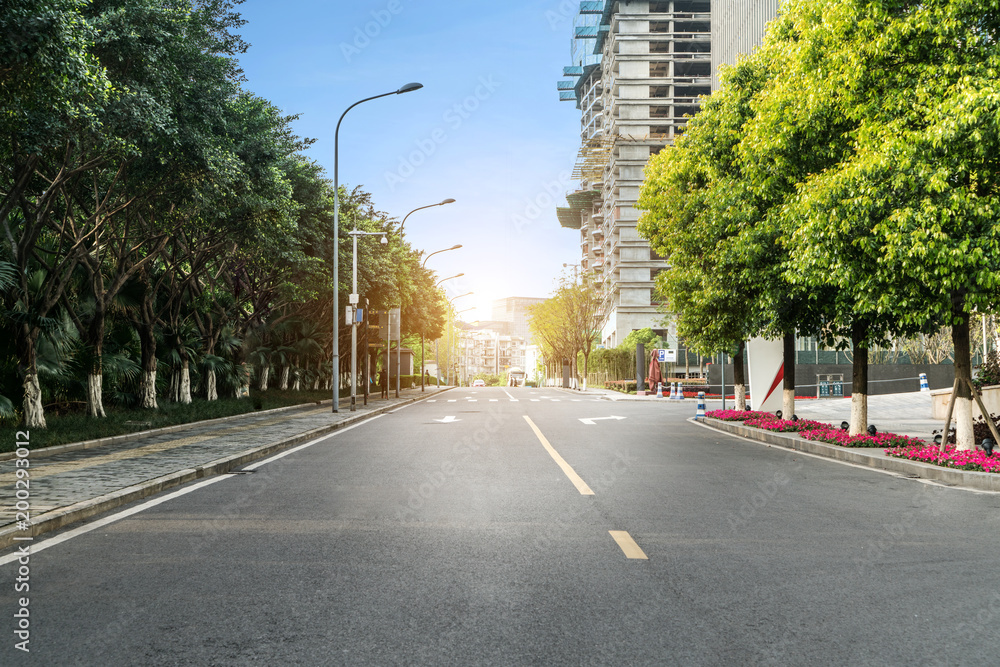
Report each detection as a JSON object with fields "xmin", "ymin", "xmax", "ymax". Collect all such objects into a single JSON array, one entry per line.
[{"xmin": 0, "ymin": 386, "xmax": 451, "ymax": 551}]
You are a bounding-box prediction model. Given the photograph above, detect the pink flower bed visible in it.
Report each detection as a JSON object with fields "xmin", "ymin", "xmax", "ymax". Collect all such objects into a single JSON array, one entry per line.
[
  {"xmin": 705, "ymin": 410, "xmax": 777, "ymax": 422},
  {"xmin": 799, "ymin": 427, "xmax": 925, "ymax": 448},
  {"xmin": 885, "ymin": 444, "xmax": 1000, "ymax": 474},
  {"xmin": 746, "ymin": 418, "xmax": 830, "ymax": 433}
]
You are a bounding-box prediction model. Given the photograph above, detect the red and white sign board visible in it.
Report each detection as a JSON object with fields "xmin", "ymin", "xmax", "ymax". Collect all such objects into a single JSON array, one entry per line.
[{"xmin": 747, "ymin": 337, "xmax": 784, "ymax": 412}]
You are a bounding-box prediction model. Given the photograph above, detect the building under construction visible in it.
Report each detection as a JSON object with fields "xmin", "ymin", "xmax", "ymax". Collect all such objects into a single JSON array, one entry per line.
[{"xmin": 557, "ymin": 1, "xmax": 711, "ymax": 347}]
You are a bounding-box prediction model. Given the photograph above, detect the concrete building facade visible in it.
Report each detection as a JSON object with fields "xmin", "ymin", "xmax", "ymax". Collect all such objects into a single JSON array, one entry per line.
[
  {"xmin": 491, "ymin": 297, "xmax": 546, "ymax": 345},
  {"xmin": 558, "ymin": 1, "xmax": 711, "ymax": 348},
  {"xmin": 710, "ymin": 0, "xmax": 780, "ymax": 89}
]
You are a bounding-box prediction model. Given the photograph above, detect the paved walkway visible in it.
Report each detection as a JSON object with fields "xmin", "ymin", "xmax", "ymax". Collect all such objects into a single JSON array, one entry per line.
[{"xmin": 0, "ymin": 387, "xmax": 450, "ymax": 550}]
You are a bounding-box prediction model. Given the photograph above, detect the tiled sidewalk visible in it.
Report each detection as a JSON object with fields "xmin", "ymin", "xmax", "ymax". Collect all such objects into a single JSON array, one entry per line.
[{"xmin": 0, "ymin": 388, "xmax": 448, "ymax": 549}]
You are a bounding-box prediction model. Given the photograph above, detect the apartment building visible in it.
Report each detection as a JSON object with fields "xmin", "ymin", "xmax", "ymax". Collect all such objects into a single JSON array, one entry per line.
[
  {"xmin": 457, "ymin": 326, "xmax": 527, "ymax": 383},
  {"xmin": 557, "ymin": 1, "xmax": 711, "ymax": 348}
]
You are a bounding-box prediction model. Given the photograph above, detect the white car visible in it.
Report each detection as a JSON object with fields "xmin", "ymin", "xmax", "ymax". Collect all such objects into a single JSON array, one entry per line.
[{"xmin": 471, "ymin": 379, "xmax": 486, "ymax": 387}]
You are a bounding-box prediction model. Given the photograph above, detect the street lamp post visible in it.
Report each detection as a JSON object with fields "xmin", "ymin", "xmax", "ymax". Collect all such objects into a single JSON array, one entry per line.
[
  {"xmin": 331, "ymin": 82, "xmax": 422, "ymax": 413},
  {"xmin": 446, "ymin": 292, "xmax": 473, "ymax": 386},
  {"xmin": 393, "ymin": 198, "xmax": 455, "ymax": 398},
  {"xmin": 454, "ymin": 306, "xmax": 475, "ymax": 386},
  {"xmin": 347, "ymin": 229, "xmax": 387, "ymax": 411},
  {"xmin": 421, "ymin": 245, "xmax": 462, "ymax": 391}
]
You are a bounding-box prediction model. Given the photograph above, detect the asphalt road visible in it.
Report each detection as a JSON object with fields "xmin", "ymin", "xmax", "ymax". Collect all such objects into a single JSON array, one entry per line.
[{"xmin": 3, "ymin": 387, "xmax": 1000, "ymax": 665}]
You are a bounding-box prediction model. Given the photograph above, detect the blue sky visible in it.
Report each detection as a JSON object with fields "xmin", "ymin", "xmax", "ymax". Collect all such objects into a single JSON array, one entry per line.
[{"xmin": 237, "ymin": 0, "xmax": 584, "ymax": 322}]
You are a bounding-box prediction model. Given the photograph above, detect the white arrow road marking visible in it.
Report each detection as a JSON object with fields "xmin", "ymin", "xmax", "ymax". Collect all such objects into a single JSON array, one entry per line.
[
  {"xmin": 435, "ymin": 415, "xmax": 460, "ymax": 423},
  {"xmin": 578, "ymin": 416, "xmax": 627, "ymax": 425}
]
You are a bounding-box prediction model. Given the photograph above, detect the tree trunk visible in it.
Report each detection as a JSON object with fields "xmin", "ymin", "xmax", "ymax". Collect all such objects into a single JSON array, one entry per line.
[
  {"xmin": 87, "ymin": 373, "xmax": 106, "ymax": 418},
  {"xmin": 258, "ymin": 364, "xmax": 270, "ymax": 391},
  {"xmin": 782, "ymin": 332, "xmax": 796, "ymax": 418},
  {"xmin": 279, "ymin": 364, "xmax": 290, "ymax": 390},
  {"xmin": 953, "ymin": 302, "xmax": 975, "ymax": 450},
  {"xmin": 849, "ymin": 320, "xmax": 869, "ymax": 436},
  {"xmin": 138, "ymin": 321, "xmax": 158, "ymax": 409},
  {"xmin": 23, "ymin": 371, "xmax": 46, "ymax": 429},
  {"xmin": 17, "ymin": 325, "xmax": 46, "ymax": 428},
  {"xmin": 179, "ymin": 358, "xmax": 192, "ymax": 405},
  {"xmin": 733, "ymin": 341, "xmax": 747, "ymax": 410},
  {"xmin": 85, "ymin": 305, "xmax": 106, "ymax": 418},
  {"xmin": 205, "ymin": 369, "xmax": 217, "ymax": 401}
]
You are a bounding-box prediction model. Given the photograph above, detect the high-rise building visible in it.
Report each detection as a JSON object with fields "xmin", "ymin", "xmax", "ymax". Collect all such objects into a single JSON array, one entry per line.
[
  {"xmin": 710, "ymin": 0, "xmax": 780, "ymax": 90},
  {"xmin": 557, "ymin": 1, "xmax": 711, "ymax": 347},
  {"xmin": 492, "ymin": 296, "xmax": 545, "ymax": 345}
]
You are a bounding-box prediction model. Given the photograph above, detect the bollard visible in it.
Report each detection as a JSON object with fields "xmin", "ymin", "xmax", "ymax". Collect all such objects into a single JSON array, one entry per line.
[
  {"xmin": 919, "ymin": 373, "xmax": 930, "ymax": 393},
  {"xmin": 656, "ymin": 382, "xmax": 663, "ymax": 398},
  {"xmin": 696, "ymin": 391, "xmax": 706, "ymax": 418},
  {"xmin": 674, "ymin": 383, "xmax": 684, "ymax": 400}
]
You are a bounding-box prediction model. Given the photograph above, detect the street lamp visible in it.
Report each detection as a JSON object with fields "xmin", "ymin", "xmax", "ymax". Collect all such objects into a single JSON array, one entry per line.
[
  {"xmin": 331, "ymin": 82, "xmax": 423, "ymax": 413},
  {"xmin": 423, "ymin": 244, "xmax": 462, "ymax": 268},
  {"xmin": 422, "ymin": 246, "xmax": 463, "ymax": 391},
  {"xmin": 435, "ymin": 273, "xmax": 464, "ymax": 287},
  {"xmin": 392, "ymin": 198, "xmax": 456, "ymax": 397},
  {"xmin": 455, "ymin": 306, "xmax": 475, "ymax": 386},
  {"xmin": 347, "ymin": 229, "xmax": 388, "ymax": 411},
  {"xmin": 445, "ymin": 291, "xmax": 473, "ymax": 386}
]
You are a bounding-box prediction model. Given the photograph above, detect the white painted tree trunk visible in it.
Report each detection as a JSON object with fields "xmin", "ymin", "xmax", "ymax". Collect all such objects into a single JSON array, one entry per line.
[
  {"xmin": 205, "ymin": 369, "xmax": 217, "ymax": 401},
  {"xmin": 782, "ymin": 389, "xmax": 795, "ymax": 420},
  {"xmin": 23, "ymin": 372, "xmax": 46, "ymax": 429},
  {"xmin": 955, "ymin": 397, "xmax": 975, "ymax": 450},
  {"xmin": 258, "ymin": 365, "xmax": 270, "ymax": 391},
  {"xmin": 235, "ymin": 363, "xmax": 250, "ymax": 399},
  {"xmin": 179, "ymin": 362, "xmax": 192, "ymax": 405},
  {"xmin": 140, "ymin": 370, "xmax": 158, "ymax": 409},
  {"xmin": 850, "ymin": 393, "xmax": 868, "ymax": 436},
  {"xmin": 292, "ymin": 371, "xmax": 301, "ymax": 391},
  {"xmin": 735, "ymin": 384, "xmax": 747, "ymax": 411},
  {"xmin": 87, "ymin": 373, "xmax": 106, "ymax": 417},
  {"xmin": 279, "ymin": 365, "xmax": 289, "ymax": 390}
]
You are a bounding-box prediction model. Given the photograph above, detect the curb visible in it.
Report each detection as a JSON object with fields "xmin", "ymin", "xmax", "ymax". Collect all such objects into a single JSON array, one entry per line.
[
  {"xmin": 0, "ymin": 389, "xmax": 451, "ymax": 552},
  {"xmin": 698, "ymin": 417, "xmax": 1000, "ymax": 493}
]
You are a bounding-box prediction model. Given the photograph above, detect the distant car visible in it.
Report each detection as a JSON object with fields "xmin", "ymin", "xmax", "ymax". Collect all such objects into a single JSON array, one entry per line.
[{"xmin": 471, "ymin": 379, "xmax": 486, "ymax": 387}]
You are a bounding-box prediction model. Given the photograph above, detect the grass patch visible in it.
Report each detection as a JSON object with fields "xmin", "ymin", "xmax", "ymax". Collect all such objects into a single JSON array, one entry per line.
[{"xmin": 7, "ymin": 389, "xmax": 334, "ymax": 453}]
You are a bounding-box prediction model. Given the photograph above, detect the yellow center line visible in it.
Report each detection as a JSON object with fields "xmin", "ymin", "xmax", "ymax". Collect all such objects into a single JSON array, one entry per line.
[
  {"xmin": 522, "ymin": 415, "xmax": 594, "ymax": 495},
  {"xmin": 0, "ymin": 407, "xmax": 329, "ymax": 484},
  {"xmin": 609, "ymin": 530, "xmax": 648, "ymax": 559}
]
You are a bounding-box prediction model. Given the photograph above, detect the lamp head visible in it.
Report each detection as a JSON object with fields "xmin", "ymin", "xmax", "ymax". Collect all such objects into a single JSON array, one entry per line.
[
  {"xmin": 396, "ymin": 82, "xmax": 423, "ymax": 94},
  {"xmin": 380, "ymin": 236, "xmax": 388, "ymax": 245},
  {"xmin": 440, "ymin": 198, "xmax": 456, "ymax": 205}
]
